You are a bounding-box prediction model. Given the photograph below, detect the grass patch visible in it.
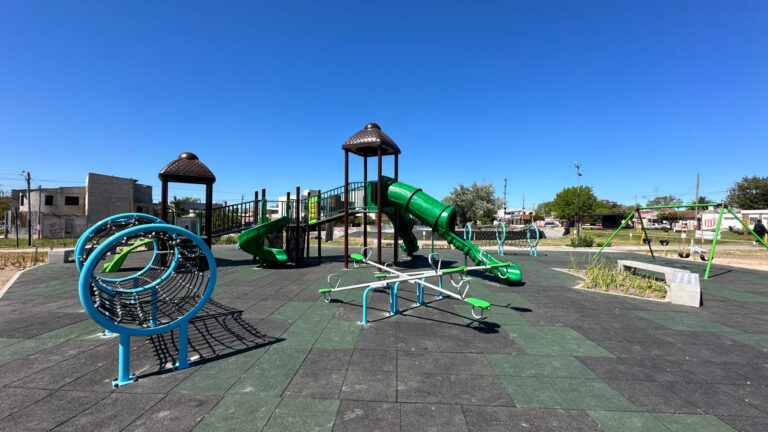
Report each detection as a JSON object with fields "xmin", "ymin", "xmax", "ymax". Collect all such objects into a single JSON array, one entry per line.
[{"xmin": 570, "ymin": 257, "xmax": 667, "ymax": 300}]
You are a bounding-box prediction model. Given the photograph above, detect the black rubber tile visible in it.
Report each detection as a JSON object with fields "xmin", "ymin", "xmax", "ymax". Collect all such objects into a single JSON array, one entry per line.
[
  {"xmin": 341, "ymin": 370, "xmax": 396, "ymax": 402},
  {"xmin": 715, "ymin": 384, "xmax": 768, "ymax": 416},
  {"xmin": 283, "ymin": 367, "xmax": 346, "ymax": 399},
  {"xmin": 301, "ymin": 348, "xmax": 353, "ymax": 370},
  {"xmin": 0, "ymin": 387, "xmax": 53, "ymax": 421},
  {"xmin": 0, "ymin": 340, "xmax": 103, "ymax": 387},
  {"xmin": 718, "ymin": 415, "xmax": 768, "ymax": 432},
  {"xmin": 577, "ymin": 357, "xmax": 652, "ymax": 381},
  {"xmin": 52, "ymin": 392, "xmax": 165, "ymax": 432},
  {"xmin": 355, "ymin": 329, "xmax": 397, "ymax": 351},
  {"xmin": 121, "ymin": 393, "xmax": 221, "ymax": 432},
  {"xmin": 332, "ymin": 400, "xmax": 400, "ymax": 432},
  {"xmin": 669, "ymin": 382, "xmax": 766, "ymax": 416},
  {"xmin": 606, "ymin": 380, "xmax": 700, "ymax": 413},
  {"xmin": 400, "ymin": 403, "xmax": 468, "ymax": 432},
  {"xmin": 13, "ymin": 342, "xmax": 116, "ymax": 389},
  {"xmin": 462, "ymin": 405, "xmax": 601, "ymax": 432},
  {"xmin": 350, "ymin": 349, "xmax": 396, "ymax": 372},
  {"xmin": 397, "ymin": 373, "xmax": 513, "ymax": 406},
  {"xmin": 0, "ymin": 390, "xmax": 108, "ymax": 431},
  {"xmin": 398, "ymin": 351, "xmax": 495, "ymax": 375}
]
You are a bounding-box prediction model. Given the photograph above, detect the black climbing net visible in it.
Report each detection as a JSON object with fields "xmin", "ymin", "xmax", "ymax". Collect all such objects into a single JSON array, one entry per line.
[
  {"xmin": 88, "ymin": 230, "xmax": 212, "ymax": 330},
  {"xmin": 77, "ymin": 215, "xmax": 161, "ymax": 270}
]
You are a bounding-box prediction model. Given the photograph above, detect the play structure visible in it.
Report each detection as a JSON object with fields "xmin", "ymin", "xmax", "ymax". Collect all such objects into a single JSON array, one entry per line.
[
  {"xmin": 185, "ymin": 124, "xmax": 523, "ymax": 284},
  {"xmin": 594, "ymin": 203, "xmax": 768, "ymax": 279},
  {"xmin": 237, "ymin": 216, "xmax": 289, "ymax": 265},
  {"xmin": 319, "ymin": 248, "xmax": 511, "ymax": 323},
  {"xmin": 76, "ymin": 214, "xmax": 217, "ymax": 387}
]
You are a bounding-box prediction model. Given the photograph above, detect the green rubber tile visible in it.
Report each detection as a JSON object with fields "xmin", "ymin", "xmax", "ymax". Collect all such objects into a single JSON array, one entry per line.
[
  {"xmin": 193, "ymin": 394, "xmax": 280, "ymax": 432},
  {"xmin": 511, "ymin": 336, "xmax": 570, "ymax": 355},
  {"xmin": 263, "ymin": 397, "xmax": 340, "ymax": 432},
  {"xmin": 632, "ymin": 311, "xmax": 738, "ymax": 334},
  {"xmin": 38, "ymin": 319, "xmax": 102, "ymax": 340},
  {"xmin": 0, "ymin": 338, "xmax": 65, "ymax": 366},
  {"xmin": 227, "ymin": 347, "xmax": 309, "ymax": 396},
  {"xmin": 455, "ymin": 305, "xmax": 531, "ymax": 326},
  {"xmin": 557, "ymin": 378, "xmax": 638, "ymax": 411},
  {"xmin": 588, "ymin": 411, "xmax": 668, "ymax": 432},
  {"xmin": 302, "ymin": 302, "xmax": 340, "ymax": 321},
  {"xmin": 542, "ymin": 327, "xmax": 614, "ymax": 357},
  {"xmin": 0, "ymin": 338, "xmax": 23, "ymax": 349},
  {"xmin": 213, "ymin": 270, "xmax": 273, "ymax": 296},
  {"xmin": 486, "ymin": 354, "xmax": 598, "ymax": 378},
  {"xmin": 174, "ymin": 348, "xmax": 267, "ymax": 395},
  {"xmin": 727, "ymin": 332, "xmax": 768, "ymax": 351},
  {"xmin": 2, "ymin": 279, "xmax": 74, "ymax": 298},
  {"xmin": 270, "ymin": 302, "xmax": 315, "ymax": 320},
  {"xmin": 498, "ymin": 375, "xmax": 573, "ymax": 408},
  {"xmin": 703, "ymin": 283, "xmax": 768, "ymax": 303},
  {"xmin": 499, "ymin": 376, "xmax": 637, "ymax": 411},
  {"xmin": 652, "ymin": 413, "xmax": 738, "ymax": 431},
  {"xmin": 314, "ymin": 320, "xmax": 362, "ymax": 348}
]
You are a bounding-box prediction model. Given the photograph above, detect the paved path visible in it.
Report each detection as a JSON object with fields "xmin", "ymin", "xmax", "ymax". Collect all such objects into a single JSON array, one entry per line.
[{"xmin": 0, "ymin": 246, "xmax": 767, "ymax": 431}]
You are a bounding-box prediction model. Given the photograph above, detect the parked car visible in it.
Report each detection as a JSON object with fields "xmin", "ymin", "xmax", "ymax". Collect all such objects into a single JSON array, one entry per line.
[{"xmin": 645, "ymin": 222, "xmax": 670, "ymax": 231}]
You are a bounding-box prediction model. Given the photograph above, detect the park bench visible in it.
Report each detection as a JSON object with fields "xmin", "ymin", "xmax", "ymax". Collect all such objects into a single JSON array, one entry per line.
[
  {"xmin": 48, "ymin": 248, "xmax": 75, "ymax": 264},
  {"xmin": 616, "ymin": 260, "xmax": 701, "ymax": 307}
]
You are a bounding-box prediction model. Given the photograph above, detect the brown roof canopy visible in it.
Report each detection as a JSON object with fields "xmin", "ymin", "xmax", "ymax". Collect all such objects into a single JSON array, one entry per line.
[
  {"xmin": 158, "ymin": 152, "xmax": 216, "ymax": 184},
  {"xmin": 342, "ymin": 123, "xmax": 401, "ymax": 157}
]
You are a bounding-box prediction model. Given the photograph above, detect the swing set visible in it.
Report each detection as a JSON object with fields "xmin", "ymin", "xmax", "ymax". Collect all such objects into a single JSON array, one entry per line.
[{"xmin": 593, "ymin": 203, "xmax": 768, "ymax": 279}]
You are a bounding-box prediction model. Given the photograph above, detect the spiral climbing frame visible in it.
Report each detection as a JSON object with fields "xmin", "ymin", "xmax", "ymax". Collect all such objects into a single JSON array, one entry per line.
[{"xmin": 78, "ymin": 222, "xmax": 217, "ymax": 387}]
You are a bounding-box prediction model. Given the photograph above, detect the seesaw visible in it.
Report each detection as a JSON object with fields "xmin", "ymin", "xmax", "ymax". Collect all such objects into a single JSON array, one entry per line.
[{"xmin": 319, "ymin": 248, "xmax": 513, "ymax": 324}]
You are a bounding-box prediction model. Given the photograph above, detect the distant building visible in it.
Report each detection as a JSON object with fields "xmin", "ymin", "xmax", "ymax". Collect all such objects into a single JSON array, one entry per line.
[
  {"xmin": 496, "ymin": 208, "xmax": 535, "ymax": 225},
  {"xmin": 4, "ymin": 173, "xmax": 152, "ymax": 239}
]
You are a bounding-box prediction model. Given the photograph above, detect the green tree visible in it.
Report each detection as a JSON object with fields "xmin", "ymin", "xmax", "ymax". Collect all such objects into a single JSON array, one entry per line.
[
  {"xmin": 443, "ymin": 182, "xmax": 501, "ymax": 225},
  {"xmin": 0, "ymin": 185, "xmax": 9, "ymax": 219},
  {"xmin": 690, "ymin": 196, "xmax": 712, "ymax": 205},
  {"xmin": 536, "ymin": 201, "xmax": 554, "ymax": 217},
  {"xmin": 726, "ymin": 176, "xmax": 768, "ymax": 209},
  {"xmin": 551, "ymin": 186, "xmax": 598, "ymax": 223},
  {"xmin": 646, "ymin": 195, "xmax": 683, "ymax": 207},
  {"xmin": 170, "ymin": 196, "xmax": 201, "ymax": 214}
]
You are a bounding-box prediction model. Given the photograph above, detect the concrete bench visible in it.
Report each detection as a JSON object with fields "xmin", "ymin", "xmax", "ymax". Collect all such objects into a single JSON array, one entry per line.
[
  {"xmin": 48, "ymin": 249, "xmax": 75, "ymax": 264},
  {"xmin": 616, "ymin": 260, "xmax": 701, "ymax": 307}
]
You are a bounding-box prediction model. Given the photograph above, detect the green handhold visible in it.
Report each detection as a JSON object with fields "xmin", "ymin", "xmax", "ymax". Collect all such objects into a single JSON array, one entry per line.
[
  {"xmin": 318, "ymin": 288, "xmax": 332, "ymax": 293},
  {"xmin": 350, "ymin": 253, "xmax": 365, "ymax": 261}
]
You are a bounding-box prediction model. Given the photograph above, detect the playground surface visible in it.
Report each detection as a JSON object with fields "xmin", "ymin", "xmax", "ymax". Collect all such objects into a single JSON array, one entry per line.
[{"xmin": 1, "ymin": 246, "xmax": 768, "ymax": 431}]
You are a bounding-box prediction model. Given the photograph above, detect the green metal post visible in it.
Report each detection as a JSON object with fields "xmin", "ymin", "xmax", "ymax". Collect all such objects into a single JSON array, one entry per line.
[
  {"xmin": 704, "ymin": 204, "xmax": 725, "ymax": 279},
  {"xmin": 636, "ymin": 207, "xmax": 655, "ymax": 260},
  {"xmin": 726, "ymin": 206, "xmax": 768, "ymax": 250},
  {"xmin": 431, "ymin": 230, "xmax": 434, "ymax": 254},
  {"xmin": 592, "ymin": 210, "xmax": 636, "ymax": 260}
]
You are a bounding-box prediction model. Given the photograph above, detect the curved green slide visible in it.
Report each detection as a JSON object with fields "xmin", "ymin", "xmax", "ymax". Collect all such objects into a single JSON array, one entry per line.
[
  {"xmin": 237, "ymin": 216, "xmax": 290, "ymax": 265},
  {"xmin": 101, "ymin": 238, "xmax": 154, "ymax": 273},
  {"xmin": 382, "ymin": 177, "xmax": 522, "ymax": 284}
]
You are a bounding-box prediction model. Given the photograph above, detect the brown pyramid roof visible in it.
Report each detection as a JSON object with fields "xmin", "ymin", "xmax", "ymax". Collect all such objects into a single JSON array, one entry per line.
[
  {"xmin": 158, "ymin": 152, "xmax": 216, "ymax": 184},
  {"xmin": 342, "ymin": 123, "xmax": 401, "ymax": 157}
]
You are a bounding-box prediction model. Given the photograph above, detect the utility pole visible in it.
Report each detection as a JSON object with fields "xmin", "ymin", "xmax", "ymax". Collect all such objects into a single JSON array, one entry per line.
[
  {"xmin": 695, "ymin": 172, "xmax": 700, "ymax": 235},
  {"xmin": 574, "ymin": 162, "xmax": 582, "ymax": 236},
  {"xmin": 37, "ymin": 185, "xmax": 41, "ymax": 240},
  {"xmin": 22, "ymin": 170, "xmax": 31, "ymax": 246}
]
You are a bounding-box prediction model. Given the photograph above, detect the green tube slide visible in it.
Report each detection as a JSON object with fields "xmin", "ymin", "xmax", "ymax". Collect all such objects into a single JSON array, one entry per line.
[
  {"xmin": 237, "ymin": 216, "xmax": 290, "ymax": 265},
  {"xmin": 382, "ymin": 177, "xmax": 522, "ymax": 284}
]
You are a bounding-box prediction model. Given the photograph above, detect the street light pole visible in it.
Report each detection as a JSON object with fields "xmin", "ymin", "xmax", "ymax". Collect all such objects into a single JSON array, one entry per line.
[
  {"xmin": 22, "ymin": 170, "xmax": 31, "ymax": 246},
  {"xmin": 574, "ymin": 162, "xmax": 582, "ymax": 237}
]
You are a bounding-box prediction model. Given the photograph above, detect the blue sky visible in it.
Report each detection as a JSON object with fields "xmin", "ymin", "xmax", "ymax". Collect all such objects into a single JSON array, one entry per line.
[{"xmin": 1, "ymin": 1, "xmax": 766, "ymax": 209}]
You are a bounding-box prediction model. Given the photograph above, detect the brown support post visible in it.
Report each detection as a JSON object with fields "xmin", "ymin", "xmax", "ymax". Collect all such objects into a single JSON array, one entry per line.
[
  {"xmin": 253, "ymin": 190, "xmax": 259, "ymax": 263},
  {"xmin": 377, "ymin": 145, "xmax": 383, "ymax": 264},
  {"xmin": 204, "ymin": 183, "xmax": 213, "ymax": 248},
  {"xmin": 363, "ymin": 156, "xmax": 368, "ymax": 249},
  {"xmin": 260, "ymin": 188, "xmax": 266, "ymax": 222},
  {"xmin": 344, "ymin": 150, "xmax": 349, "ymax": 268},
  {"xmin": 296, "ymin": 186, "xmax": 301, "ymax": 265},
  {"xmin": 394, "ymin": 153, "xmax": 399, "ymax": 265},
  {"xmin": 161, "ymin": 181, "xmax": 169, "ymax": 223},
  {"xmin": 317, "ymin": 189, "xmax": 322, "ymax": 264},
  {"xmin": 254, "ymin": 191, "xmax": 258, "ymax": 223}
]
